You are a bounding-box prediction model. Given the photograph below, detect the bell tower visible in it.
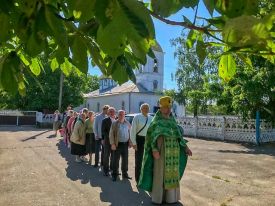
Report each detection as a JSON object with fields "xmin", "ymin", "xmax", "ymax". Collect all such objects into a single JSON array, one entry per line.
[{"xmin": 135, "ymin": 42, "xmax": 164, "ymax": 92}]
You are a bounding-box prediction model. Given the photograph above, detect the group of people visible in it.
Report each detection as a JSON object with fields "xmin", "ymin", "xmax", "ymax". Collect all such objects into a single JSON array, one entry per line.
[{"xmin": 53, "ymin": 96, "xmax": 192, "ymax": 205}]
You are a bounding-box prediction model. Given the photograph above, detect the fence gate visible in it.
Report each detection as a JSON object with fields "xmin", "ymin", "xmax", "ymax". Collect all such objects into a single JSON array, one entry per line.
[{"xmin": 0, "ymin": 111, "xmax": 37, "ymax": 126}]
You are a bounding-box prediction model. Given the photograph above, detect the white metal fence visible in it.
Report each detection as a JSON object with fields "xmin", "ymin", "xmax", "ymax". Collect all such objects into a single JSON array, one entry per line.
[{"xmin": 177, "ymin": 116, "xmax": 275, "ymax": 143}]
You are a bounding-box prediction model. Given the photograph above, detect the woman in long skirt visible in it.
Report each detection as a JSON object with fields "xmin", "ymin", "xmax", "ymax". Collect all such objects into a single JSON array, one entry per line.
[
  {"xmin": 70, "ymin": 113, "xmax": 87, "ymax": 162},
  {"xmin": 85, "ymin": 111, "xmax": 96, "ymax": 165}
]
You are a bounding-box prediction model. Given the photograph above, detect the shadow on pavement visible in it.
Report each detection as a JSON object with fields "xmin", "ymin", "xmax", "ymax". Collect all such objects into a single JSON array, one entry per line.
[
  {"xmin": 218, "ymin": 142, "xmax": 275, "ymax": 157},
  {"xmin": 0, "ymin": 126, "xmax": 42, "ymax": 132},
  {"xmin": 46, "ymin": 134, "xmax": 56, "ymax": 139},
  {"xmin": 21, "ymin": 130, "xmax": 51, "ymax": 142},
  {"xmin": 56, "ymin": 141, "xmax": 154, "ymax": 206}
]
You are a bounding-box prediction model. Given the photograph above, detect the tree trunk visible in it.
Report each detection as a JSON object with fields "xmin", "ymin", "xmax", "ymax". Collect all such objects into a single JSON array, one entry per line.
[
  {"xmin": 193, "ymin": 102, "xmax": 198, "ymax": 117},
  {"xmin": 58, "ymin": 72, "xmax": 64, "ymax": 111}
]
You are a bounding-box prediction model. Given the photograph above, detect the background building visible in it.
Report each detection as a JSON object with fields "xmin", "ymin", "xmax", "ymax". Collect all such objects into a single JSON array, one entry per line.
[{"xmin": 83, "ymin": 43, "xmax": 185, "ymax": 117}]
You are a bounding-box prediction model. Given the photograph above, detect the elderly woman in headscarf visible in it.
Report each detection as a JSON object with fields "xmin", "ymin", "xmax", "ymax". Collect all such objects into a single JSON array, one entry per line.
[
  {"xmin": 138, "ymin": 96, "xmax": 192, "ymax": 205},
  {"xmin": 70, "ymin": 113, "xmax": 87, "ymax": 162}
]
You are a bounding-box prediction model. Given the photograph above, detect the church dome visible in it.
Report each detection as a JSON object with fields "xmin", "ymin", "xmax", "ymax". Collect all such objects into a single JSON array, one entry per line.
[{"xmin": 99, "ymin": 75, "xmax": 117, "ymax": 93}]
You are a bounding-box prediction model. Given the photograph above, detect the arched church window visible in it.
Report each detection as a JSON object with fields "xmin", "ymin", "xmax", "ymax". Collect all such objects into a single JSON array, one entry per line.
[
  {"xmin": 97, "ymin": 102, "xmax": 100, "ymax": 112},
  {"xmin": 153, "ymin": 80, "xmax": 158, "ymax": 90},
  {"xmin": 122, "ymin": 101, "xmax": 125, "ymax": 110},
  {"xmin": 87, "ymin": 103, "xmax": 90, "ymax": 110},
  {"xmin": 153, "ymin": 58, "xmax": 158, "ymax": 73},
  {"xmin": 104, "ymin": 79, "xmax": 107, "ymax": 86},
  {"xmin": 139, "ymin": 65, "xmax": 144, "ymax": 73}
]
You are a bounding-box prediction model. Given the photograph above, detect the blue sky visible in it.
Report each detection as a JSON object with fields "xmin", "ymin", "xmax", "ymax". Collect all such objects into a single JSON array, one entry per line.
[{"xmin": 89, "ymin": 1, "xmax": 210, "ymax": 90}]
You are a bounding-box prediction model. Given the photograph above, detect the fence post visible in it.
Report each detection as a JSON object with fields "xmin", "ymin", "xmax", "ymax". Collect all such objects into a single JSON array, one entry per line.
[
  {"xmin": 256, "ymin": 111, "xmax": 260, "ymax": 145},
  {"xmin": 221, "ymin": 117, "xmax": 226, "ymax": 141}
]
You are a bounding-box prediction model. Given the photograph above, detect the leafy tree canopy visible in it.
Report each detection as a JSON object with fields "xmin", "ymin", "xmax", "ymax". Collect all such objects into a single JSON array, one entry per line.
[
  {"xmin": 0, "ymin": 0, "xmax": 274, "ymax": 95},
  {"xmin": 173, "ymin": 33, "xmax": 274, "ymax": 119},
  {"xmin": 0, "ymin": 65, "xmax": 99, "ymax": 111},
  {"xmin": 225, "ymin": 56, "xmax": 275, "ymax": 120},
  {"xmin": 172, "ymin": 33, "xmax": 223, "ymax": 116}
]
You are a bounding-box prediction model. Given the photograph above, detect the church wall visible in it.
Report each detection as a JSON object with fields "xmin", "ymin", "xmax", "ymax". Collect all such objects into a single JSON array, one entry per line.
[
  {"xmin": 85, "ymin": 92, "xmax": 186, "ymax": 117},
  {"xmin": 130, "ymin": 93, "xmax": 161, "ymax": 113},
  {"xmin": 136, "ymin": 73, "xmax": 163, "ymax": 92},
  {"xmin": 130, "ymin": 93, "xmax": 185, "ymax": 117},
  {"xmin": 86, "ymin": 93, "xmax": 130, "ymax": 114}
]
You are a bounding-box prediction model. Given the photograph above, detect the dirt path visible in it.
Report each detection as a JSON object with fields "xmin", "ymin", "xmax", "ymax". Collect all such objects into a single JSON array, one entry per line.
[{"xmin": 0, "ymin": 127, "xmax": 274, "ymax": 206}]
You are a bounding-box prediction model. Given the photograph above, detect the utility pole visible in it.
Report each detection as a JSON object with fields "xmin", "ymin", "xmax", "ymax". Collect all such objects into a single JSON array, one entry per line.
[{"xmin": 58, "ymin": 72, "xmax": 64, "ymax": 111}]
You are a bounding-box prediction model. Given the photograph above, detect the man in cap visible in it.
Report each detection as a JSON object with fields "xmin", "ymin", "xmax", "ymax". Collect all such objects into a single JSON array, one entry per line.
[{"xmin": 138, "ymin": 96, "xmax": 192, "ymax": 205}]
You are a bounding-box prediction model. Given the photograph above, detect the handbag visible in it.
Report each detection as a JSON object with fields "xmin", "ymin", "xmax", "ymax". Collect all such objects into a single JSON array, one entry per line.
[{"xmin": 136, "ymin": 116, "xmax": 148, "ymax": 136}]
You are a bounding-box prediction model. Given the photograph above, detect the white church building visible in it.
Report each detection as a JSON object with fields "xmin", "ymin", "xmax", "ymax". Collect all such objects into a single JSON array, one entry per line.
[{"xmin": 83, "ymin": 43, "xmax": 185, "ymax": 117}]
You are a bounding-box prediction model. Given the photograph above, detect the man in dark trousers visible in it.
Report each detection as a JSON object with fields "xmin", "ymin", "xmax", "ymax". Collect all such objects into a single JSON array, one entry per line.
[
  {"xmin": 101, "ymin": 107, "xmax": 116, "ymax": 176},
  {"xmin": 93, "ymin": 105, "xmax": 109, "ymax": 167},
  {"xmin": 109, "ymin": 110, "xmax": 132, "ymax": 181},
  {"xmin": 130, "ymin": 103, "xmax": 153, "ymax": 183}
]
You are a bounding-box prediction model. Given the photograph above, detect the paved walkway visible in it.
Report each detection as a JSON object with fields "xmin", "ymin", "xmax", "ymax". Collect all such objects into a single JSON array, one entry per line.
[{"xmin": 0, "ymin": 127, "xmax": 274, "ymax": 206}]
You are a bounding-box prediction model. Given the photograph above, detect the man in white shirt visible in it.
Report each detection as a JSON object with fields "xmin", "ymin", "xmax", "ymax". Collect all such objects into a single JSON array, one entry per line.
[{"xmin": 130, "ymin": 103, "xmax": 153, "ymax": 183}]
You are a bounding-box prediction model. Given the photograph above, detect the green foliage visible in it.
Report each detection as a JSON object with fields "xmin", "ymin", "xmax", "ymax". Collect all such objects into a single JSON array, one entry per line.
[
  {"xmin": 0, "ymin": 51, "xmax": 22, "ymax": 95},
  {"xmin": 172, "ymin": 35, "xmax": 222, "ymax": 116},
  {"xmin": 151, "ymin": 0, "xmax": 199, "ymax": 17},
  {"xmin": 173, "ymin": 33, "xmax": 275, "ymax": 119},
  {"xmin": 70, "ymin": 35, "xmax": 88, "ymax": 73},
  {"xmin": 222, "ymin": 15, "xmax": 271, "ymax": 48},
  {"xmin": 163, "ymin": 89, "xmax": 185, "ymax": 105},
  {"xmin": 182, "ymin": 0, "xmax": 274, "ymax": 81},
  {"xmin": 0, "ymin": 0, "xmax": 155, "ymax": 95},
  {"xmin": 0, "ymin": 0, "xmax": 274, "ymax": 95},
  {"xmin": 215, "ymin": 0, "xmax": 258, "ymax": 18},
  {"xmin": 218, "ymin": 54, "xmax": 236, "ymax": 82},
  {"xmin": 0, "ymin": 66, "xmax": 99, "ymax": 112},
  {"xmin": 224, "ymin": 56, "xmax": 275, "ymax": 120}
]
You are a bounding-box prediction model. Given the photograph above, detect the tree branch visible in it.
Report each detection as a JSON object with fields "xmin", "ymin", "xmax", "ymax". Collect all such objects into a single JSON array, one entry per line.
[
  {"xmin": 148, "ymin": 10, "xmax": 222, "ymax": 33},
  {"xmin": 193, "ymin": 6, "xmax": 198, "ymax": 25},
  {"xmin": 55, "ymin": 13, "xmax": 75, "ymax": 21}
]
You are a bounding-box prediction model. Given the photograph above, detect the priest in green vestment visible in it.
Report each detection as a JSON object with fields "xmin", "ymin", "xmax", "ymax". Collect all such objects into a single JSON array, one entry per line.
[{"xmin": 138, "ymin": 96, "xmax": 192, "ymax": 204}]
